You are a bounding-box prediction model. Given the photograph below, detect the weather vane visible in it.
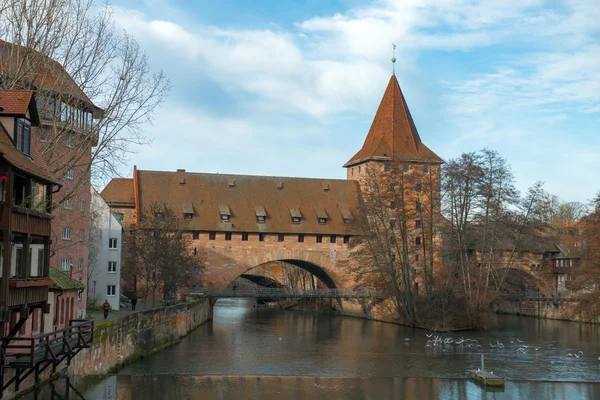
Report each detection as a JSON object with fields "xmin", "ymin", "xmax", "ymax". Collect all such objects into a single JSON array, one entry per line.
[{"xmin": 391, "ymin": 43, "xmax": 397, "ymax": 75}]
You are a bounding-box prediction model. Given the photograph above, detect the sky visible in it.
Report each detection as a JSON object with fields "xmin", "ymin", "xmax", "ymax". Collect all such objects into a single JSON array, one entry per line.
[{"xmin": 107, "ymin": 0, "xmax": 599, "ymax": 203}]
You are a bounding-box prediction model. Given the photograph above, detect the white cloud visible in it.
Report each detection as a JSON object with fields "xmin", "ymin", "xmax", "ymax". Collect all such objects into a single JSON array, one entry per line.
[{"xmin": 107, "ymin": 0, "xmax": 600, "ymax": 201}]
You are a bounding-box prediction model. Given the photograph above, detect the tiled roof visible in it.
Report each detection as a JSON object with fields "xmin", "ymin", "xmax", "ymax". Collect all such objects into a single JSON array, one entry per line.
[
  {"xmin": 49, "ymin": 267, "xmax": 85, "ymax": 290},
  {"xmin": 344, "ymin": 75, "xmax": 443, "ymax": 167},
  {"xmin": 104, "ymin": 169, "xmax": 361, "ymax": 235},
  {"xmin": 100, "ymin": 178, "xmax": 135, "ymax": 206},
  {"xmin": 0, "ymin": 90, "xmax": 33, "ymax": 115},
  {"xmin": 0, "ymin": 120, "xmax": 57, "ymax": 184},
  {"xmin": 0, "ymin": 40, "xmax": 102, "ymax": 117}
]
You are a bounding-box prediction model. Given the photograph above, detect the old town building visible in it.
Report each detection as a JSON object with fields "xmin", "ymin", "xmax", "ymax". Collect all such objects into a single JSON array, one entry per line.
[
  {"xmin": 0, "ymin": 90, "xmax": 57, "ymax": 337},
  {"xmin": 0, "ymin": 40, "xmax": 100, "ymax": 317}
]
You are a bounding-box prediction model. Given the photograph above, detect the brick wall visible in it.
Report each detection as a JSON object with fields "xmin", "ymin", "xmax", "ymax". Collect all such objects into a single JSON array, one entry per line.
[{"xmin": 31, "ymin": 124, "xmax": 92, "ymax": 318}]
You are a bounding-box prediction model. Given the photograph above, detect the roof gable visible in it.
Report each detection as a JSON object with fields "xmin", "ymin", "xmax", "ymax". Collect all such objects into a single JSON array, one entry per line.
[{"xmin": 344, "ymin": 75, "xmax": 443, "ymax": 167}]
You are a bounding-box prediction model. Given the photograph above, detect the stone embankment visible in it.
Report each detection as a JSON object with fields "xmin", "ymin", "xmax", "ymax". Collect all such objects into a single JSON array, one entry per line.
[{"xmin": 11, "ymin": 296, "xmax": 209, "ymax": 399}]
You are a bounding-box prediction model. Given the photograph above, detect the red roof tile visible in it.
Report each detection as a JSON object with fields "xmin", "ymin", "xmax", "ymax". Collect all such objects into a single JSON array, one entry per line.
[
  {"xmin": 102, "ymin": 170, "xmax": 361, "ymax": 235},
  {"xmin": 0, "ymin": 90, "xmax": 34, "ymax": 115},
  {"xmin": 344, "ymin": 75, "xmax": 443, "ymax": 167},
  {"xmin": 100, "ymin": 178, "xmax": 135, "ymax": 206},
  {"xmin": 0, "ymin": 40, "xmax": 102, "ymax": 117}
]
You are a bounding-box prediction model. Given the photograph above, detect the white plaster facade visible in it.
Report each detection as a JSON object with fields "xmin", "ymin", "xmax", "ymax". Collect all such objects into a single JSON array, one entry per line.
[{"xmin": 89, "ymin": 189, "xmax": 123, "ymax": 310}]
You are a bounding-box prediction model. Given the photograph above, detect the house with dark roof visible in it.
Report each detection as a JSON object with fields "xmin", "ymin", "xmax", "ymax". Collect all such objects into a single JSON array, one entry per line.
[
  {"xmin": 101, "ymin": 74, "xmax": 444, "ymax": 293},
  {"xmin": 0, "ymin": 89, "xmax": 59, "ymax": 337}
]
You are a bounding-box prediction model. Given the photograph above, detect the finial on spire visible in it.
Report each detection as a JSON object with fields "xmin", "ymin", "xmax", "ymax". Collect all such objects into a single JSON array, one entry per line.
[{"xmin": 391, "ymin": 43, "xmax": 397, "ymax": 75}]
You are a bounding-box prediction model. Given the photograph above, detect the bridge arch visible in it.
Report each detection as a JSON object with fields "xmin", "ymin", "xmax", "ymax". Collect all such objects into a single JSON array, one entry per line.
[
  {"xmin": 200, "ymin": 248, "xmax": 347, "ymax": 290},
  {"xmin": 501, "ymin": 267, "xmax": 552, "ymax": 296}
]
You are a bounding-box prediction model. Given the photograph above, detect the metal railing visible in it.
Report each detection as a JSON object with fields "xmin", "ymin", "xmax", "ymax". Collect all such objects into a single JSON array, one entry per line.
[{"xmin": 190, "ymin": 287, "xmax": 385, "ymax": 299}]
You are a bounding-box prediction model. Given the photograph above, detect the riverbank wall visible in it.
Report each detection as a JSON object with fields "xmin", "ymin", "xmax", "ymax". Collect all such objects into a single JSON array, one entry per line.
[
  {"xmin": 8, "ymin": 296, "xmax": 210, "ymax": 399},
  {"xmin": 495, "ymin": 299, "xmax": 600, "ymax": 324}
]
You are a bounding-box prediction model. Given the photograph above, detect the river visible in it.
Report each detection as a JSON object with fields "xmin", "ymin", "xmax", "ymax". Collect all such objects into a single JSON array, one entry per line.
[{"xmin": 28, "ymin": 298, "xmax": 600, "ymax": 399}]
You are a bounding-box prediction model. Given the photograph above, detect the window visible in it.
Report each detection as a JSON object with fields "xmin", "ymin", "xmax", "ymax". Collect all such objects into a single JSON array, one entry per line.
[
  {"xmin": 15, "ymin": 119, "xmax": 31, "ymax": 155},
  {"xmin": 415, "ymin": 220, "xmax": 422, "ymax": 229},
  {"xmin": 316, "ymin": 235, "xmax": 323, "ymax": 243},
  {"xmin": 221, "ymin": 214, "xmax": 229, "ymax": 221},
  {"xmin": 415, "ymin": 236, "xmax": 421, "ymax": 245},
  {"xmin": 15, "ymin": 248, "xmax": 23, "ymax": 277},
  {"xmin": 403, "ymin": 163, "xmax": 409, "ymax": 173},
  {"xmin": 79, "ymin": 229, "xmax": 85, "ymax": 241},
  {"xmin": 155, "ymin": 212, "xmax": 164, "ymax": 219},
  {"xmin": 65, "ymin": 167, "xmax": 74, "ymax": 180},
  {"xmin": 77, "ymin": 291, "xmax": 82, "ymax": 301},
  {"xmin": 278, "ymin": 234, "xmax": 285, "ymax": 242},
  {"xmin": 37, "ymin": 249, "xmax": 44, "ymax": 277},
  {"xmin": 298, "ymin": 234, "xmax": 304, "ymax": 243},
  {"xmin": 61, "ymin": 258, "xmax": 71, "ymax": 271},
  {"xmin": 107, "ymin": 285, "xmax": 116, "ymax": 296},
  {"xmin": 108, "ymin": 238, "xmax": 118, "ymax": 249},
  {"xmin": 423, "ymin": 164, "xmax": 429, "ymax": 173},
  {"xmin": 209, "ymin": 232, "xmax": 216, "ymax": 240},
  {"xmin": 63, "ymin": 197, "xmax": 73, "ymax": 210},
  {"xmin": 415, "ymin": 201, "xmax": 422, "ymax": 212},
  {"xmin": 78, "ymin": 258, "xmax": 83, "ymax": 271},
  {"xmin": 343, "ymin": 235, "xmax": 350, "ymax": 244},
  {"xmin": 40, "ymin": 129, "xmax": 50, "ymax": 142},
  {"xmin": 192, "ymin": 231, "xmax": 199, "ymax": 240},
  {"xmin": 62, "ymin": 227, "xmax": 72, "ymax": 240},
  {"xmin": 242, "ymin": 233, "xmax": 248, "ymax": 241},
  {"xmin": 383, "ymin": 164, "xmax": 389, "ymax": 172},
  {"xmin": 292, "ymin": 217, "xmax": 301, "ymax": 223},
  {"xmin": 66, "ymin": 134, "xmax": 74, "ymax": 148},
  {"xmin": 225, "ymin": 232, "xmax": 232, "ymax": 241},
  {"xmin": 415, "ymin": 183, "xmax": 422, "ymax": 193},
  {"xmin": 415, "ymin": 254, "xmax": 420, "ymax": 262},
  {"xmin": 259, "ymin": 233, "xmax": 266, "ymax": 242},
  {"xmin": 108, "ymin": 261, "xmax": 117, "ymax": 273},
  {"xmin": 257, "ymin": 215, "xmax": 266, "ymax": 223},
  {"xmin": 80, "ymin": 200, "xmax": 85, "ymax": 212},
  {"xmin": 318, "ymin": 218, "xmax": 327, "ymax": 224}
]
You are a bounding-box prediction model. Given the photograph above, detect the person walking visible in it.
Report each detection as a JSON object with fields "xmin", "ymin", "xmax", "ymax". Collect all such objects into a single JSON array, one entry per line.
[
  {"xmin": 103, "ymin": 299, "xmax": 110, "ymax": 319},
  {"xmin": 131, "ymin": 296, "xmax": 138, "ymax": 311},
  {"xmin": 232, "ymin": 284, "xmax": 237, "ymax": 296}
]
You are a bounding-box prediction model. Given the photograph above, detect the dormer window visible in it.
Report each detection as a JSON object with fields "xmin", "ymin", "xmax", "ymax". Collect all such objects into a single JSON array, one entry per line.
[
  {"xmin": 316, "ymin": 208, "xmax": 328, "ymax": 224},
  {"xmin": 183, "ymin": 203, "xmax": 194, "ymax": 219},
  {"xmin": 155, "ymin": 203, "xmax": 166, "ymax": 219},
  {"xmin": 290, "ymin": 208, "xmax": 302, "ymax": 224},
  {"xmin": 16, "ymin": 118, "xmax": 31, "ymax": 155},
  {"xmin": 219, "ymin": 205, "xmax": 231, "ymax": 221},
  {"xmin": 340, "ymin": 206, "xmax": 352, "ymax": 224},
  {"xmin": 255, "ymin": 206, "xmax": 267, "ymax": 223}
]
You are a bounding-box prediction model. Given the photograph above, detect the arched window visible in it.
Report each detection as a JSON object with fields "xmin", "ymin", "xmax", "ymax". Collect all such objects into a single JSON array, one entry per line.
[{"xmin": 71, "ymin": 298, "xmax": 75, "ymax": 321}]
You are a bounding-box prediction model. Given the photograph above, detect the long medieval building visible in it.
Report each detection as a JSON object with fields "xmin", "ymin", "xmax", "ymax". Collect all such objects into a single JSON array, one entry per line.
[{"xmin": 101, "ymin": 75, "xmax": 444, "ymax": 294}]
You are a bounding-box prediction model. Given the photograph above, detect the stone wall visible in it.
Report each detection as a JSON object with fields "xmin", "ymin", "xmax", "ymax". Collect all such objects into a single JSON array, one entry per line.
[
  {"xmin": 7, "ymin": 297, "xmax": 209, "ymax": 399},
  {"xmin": 496, "ymin": 298, "xmax": 600, "ymax": 324},
  {"xmin": 70, "ymin": 297, "xmax": 209, "ymax": 375}
]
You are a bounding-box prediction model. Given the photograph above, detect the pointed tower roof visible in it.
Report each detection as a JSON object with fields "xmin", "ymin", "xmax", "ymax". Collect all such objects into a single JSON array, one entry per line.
[{"xmin": 344, "ymin": 75, "xmax": 443, "ymax": 167}]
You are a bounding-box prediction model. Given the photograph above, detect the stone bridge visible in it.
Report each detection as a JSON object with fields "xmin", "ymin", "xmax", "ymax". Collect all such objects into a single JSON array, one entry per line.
[{"xmin": 197, "ymin": 235, "xmax": 355, "ymax": 290}]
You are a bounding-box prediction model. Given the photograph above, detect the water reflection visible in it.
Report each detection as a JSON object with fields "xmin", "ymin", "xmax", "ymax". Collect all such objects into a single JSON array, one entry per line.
[
  {"xmin": 24, "ymin": 298, "xmax": 600, "ymax": 399},
  {"xmin": 29, "ymin": 375, "xmax": 600, "ymax": 400}
]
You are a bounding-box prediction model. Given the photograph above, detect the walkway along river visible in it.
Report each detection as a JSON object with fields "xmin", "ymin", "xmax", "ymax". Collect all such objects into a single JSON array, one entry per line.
[{"xmin": 27, "ymin": 298, "xmax": 600, "ymax": 399}]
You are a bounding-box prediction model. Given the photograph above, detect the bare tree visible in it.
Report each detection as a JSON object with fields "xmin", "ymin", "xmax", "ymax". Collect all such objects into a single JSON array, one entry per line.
[
  {"xmin": 126, "ymin": 203, "xmax": 204, "ymax": 307},
  {"xmin": 0, "ymin": 0, "xmax": 170, "ymax": 190},
  {"xmin": 348, "ymin": 160, "xmax": 421, "ymax": 326},
  {"xmin": 441, "ymin": 149, "xmax": 548, "ymax": 323}
]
